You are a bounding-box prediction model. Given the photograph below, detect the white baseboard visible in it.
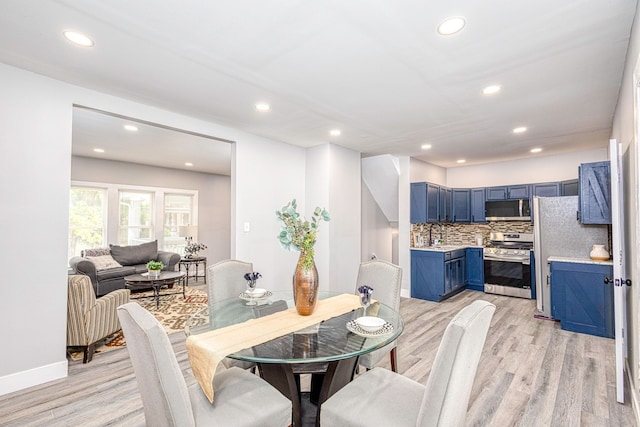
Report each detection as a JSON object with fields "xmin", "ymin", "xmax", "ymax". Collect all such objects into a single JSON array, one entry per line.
[
  {"xmin": 0, "ymin": 360, "xmax": 68, "ymax": 397},
  {"xmin": 626, "ymin": 359, "xmax": 640, "ymax": 426},
  {"xmin": 401, "ymin": 288, "xmax": 411, "ymax": 298}
]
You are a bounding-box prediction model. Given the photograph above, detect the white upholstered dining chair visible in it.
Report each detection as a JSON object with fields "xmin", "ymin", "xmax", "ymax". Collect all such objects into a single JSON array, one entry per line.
[
  {"xmin": 321, "ymin": 300, "xmax": 496, "ymax": 427},
  {"xmin": 205, "ymin": 259, "xmax": 257, "ymax": 370},
  {"xmin": 355, "ymin": 259, "xmax": 402, "ymax": 372},
  {"xmin": 117, "ymin": 302, "xmax": 291, "ymax": 427}
]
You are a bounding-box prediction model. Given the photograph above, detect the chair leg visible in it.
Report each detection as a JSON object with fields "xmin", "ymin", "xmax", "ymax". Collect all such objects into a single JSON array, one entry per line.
[
  {"xmin": 390, "ymin": 347, "xmax": 398, "ymax": 373},
  {"xmin": 83, "ymin": 343, "xmax": 96, "ymax": 364}
]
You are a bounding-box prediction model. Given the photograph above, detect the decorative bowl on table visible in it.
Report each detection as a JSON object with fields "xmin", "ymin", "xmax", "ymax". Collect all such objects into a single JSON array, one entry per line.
[
  {"xmin": 355, "ymin": 316, "xmax": 386, "ymax": 333},
  {"xmin": 247, "ymin": 288, "xmax": 267, "ymax": 298}
]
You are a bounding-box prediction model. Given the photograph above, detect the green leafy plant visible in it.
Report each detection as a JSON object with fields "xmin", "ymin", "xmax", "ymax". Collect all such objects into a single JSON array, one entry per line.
[
  {"xmin": 146, "ymin": 260, "xmax": 164, "ymax": 271},
  {"xmin": 276, "ymin": 199, "xmax": 330, "ymax": 270}
]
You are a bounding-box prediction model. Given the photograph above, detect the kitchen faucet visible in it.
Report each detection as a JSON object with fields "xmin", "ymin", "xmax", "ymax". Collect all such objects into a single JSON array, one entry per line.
[{"xmin": 428, "ymin": 223, "xmax": 445, "ymax": 246}]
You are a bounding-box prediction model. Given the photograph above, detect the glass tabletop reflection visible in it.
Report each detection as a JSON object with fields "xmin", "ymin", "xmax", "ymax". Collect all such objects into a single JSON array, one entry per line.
[{"xmin": 184, "ymin": 291, "xmax": 404, "ymax": 364}]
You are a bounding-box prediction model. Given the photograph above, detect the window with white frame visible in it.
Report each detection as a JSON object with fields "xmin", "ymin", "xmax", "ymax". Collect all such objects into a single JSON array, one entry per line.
[
  {"xmin": 68, "ymin": 182, "xmax": 198, "ymax": 259},
  {"xmin": 68, "ymin": 186, "xmax": 107, "ymax": 260}
]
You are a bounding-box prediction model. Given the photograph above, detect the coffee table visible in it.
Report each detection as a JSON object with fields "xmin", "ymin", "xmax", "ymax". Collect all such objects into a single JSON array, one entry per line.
[{"xmin": 124, "ymin": 271, "xmax": 186, "ymax": 309}]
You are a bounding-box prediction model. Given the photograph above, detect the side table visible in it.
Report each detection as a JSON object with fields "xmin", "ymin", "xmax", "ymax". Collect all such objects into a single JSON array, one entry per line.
[{"xmin": 179, "ymin": 256, "xmax": 207, "ymax": 286}]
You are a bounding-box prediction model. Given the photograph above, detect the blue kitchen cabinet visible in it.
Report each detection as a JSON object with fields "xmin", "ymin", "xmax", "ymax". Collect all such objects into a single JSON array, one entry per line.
[
  {"xmin": 451, "ymin": 189, "xmax": 471, "ymax": 222},
  {"xmin": 470, "ymin": 188, "xmax": 486, "ymax": 223},
  {"xmin": 466, "ymin": 247, "xmax": 484, "ymax": 291},
  {"xmin": 507, "ymin": 184, "xmax": 530, "ymax": 200},
  {"xmin": 579, "ymin": 161, "xmax": 611, "ymax": 224},
  {"xmin": 485, "ymin": 186, "xmax": 507, "ymax": 201},
  {"xmin": 426, "ymin": 183, "xmax": 440, "ymax": 223},
  {"xmin": 486, "ymin": 184, "xmax": 529, "ymax": 200},
  {"xmin": 561, "ymin": 179, "xmax": 579, "ymax": 196},
  {"xmin": 410, "ymin": 182, "xmax": 427, "ymax": 223},
  {"xmin": 439, "ymin": 186, "xmax": 452, "ymax": 222},
  {"xmin": 550, "ymin": 261, "xmax": 614, "ymax": 338},
  {"xmin": 532, "ymin": 182, "xmax": 561, "ymax": 197},
  {"xmin": 411, "ymin": 249, "xmax": 466, "ymax": 302}
]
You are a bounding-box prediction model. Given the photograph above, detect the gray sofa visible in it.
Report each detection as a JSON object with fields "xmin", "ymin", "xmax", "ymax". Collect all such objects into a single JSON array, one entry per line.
[{"xmin": 69, "ymin": 240, "xmax": 180, "ymax": 296}]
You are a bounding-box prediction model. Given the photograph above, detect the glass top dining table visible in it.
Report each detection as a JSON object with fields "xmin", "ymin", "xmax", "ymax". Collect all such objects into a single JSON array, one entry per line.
[
  {"xmin": 184, "ymin": 290, "xmax": 404, "ymax": 427},
  {"xmin": 184, "ymin": 290, "xmax": 404, "ymax": 364}
]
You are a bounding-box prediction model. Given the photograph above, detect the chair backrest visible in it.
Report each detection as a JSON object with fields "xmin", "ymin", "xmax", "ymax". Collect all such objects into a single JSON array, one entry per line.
[
  {"xmin": 206, "ymin": 259, "xmax": 254, "ymax": 303},
  {"xmin": 355, "ymin": 260, "xmax": 402, "ymax": 311},
  {"xmin": 117, "ymin": 302, "xmax": 195, "ymax": 427},
  {"xmin": 67, "ymin": 275, "xmax": 96, "ymax": 344},
  {"xmin": 417, "ymin": 300, "xmax": 496, "ymax": 427}
]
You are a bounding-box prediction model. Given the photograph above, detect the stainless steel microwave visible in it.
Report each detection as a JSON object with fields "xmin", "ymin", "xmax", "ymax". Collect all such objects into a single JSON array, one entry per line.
[{"xmin": 485, "ymin": 199, "xmax": 531, "ymax": 221}]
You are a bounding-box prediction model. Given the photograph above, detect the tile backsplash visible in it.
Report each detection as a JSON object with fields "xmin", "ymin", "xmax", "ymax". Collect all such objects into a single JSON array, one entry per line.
[{"xmin": 411, "ymin": 221, "xmax": 534, "ymax": 247}]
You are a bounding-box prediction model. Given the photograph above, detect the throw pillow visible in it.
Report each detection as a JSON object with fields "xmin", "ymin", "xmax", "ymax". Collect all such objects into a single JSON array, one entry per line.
[
  {"xmin": 82, "ymin": 247, "xmax": 111, "ymax": 257},
  {"xmin": 87, "ymin": 254, "xmax": 123, "ymax": 271},
  {"xmin": 110, "ymin": 240, "xmax": 159, "ymax": 266}
]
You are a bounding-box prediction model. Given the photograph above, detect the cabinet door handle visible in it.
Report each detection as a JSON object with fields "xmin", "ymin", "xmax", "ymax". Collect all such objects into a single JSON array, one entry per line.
[{"xmin": 604, "ymin": 277, "xmax": 613, "ymax": 285}]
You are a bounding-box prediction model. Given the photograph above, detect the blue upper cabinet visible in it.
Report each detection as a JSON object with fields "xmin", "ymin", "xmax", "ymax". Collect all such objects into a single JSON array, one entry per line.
[
  {"xmin": 410, "ymin": 182, "xmax": 427, "ymax": 223},
  {"xmin": 507, "ymin": 184, "xmax": 530, "ymax": 199},
  {"xmin": 426, "ymin": 183, "xmax": 440, "ymax": 222},
  {"xmin": 532, "ymin": 182, "xmax": 561, "ymax": 197},
  {"xmin": 485, "ymin": 186, "xmax": 507, "ymax": 201},
  {"xmin": 561, "ymin": 179, "xmax": 579, "ymax": 196},
  {"xmin": 486, "ymin": 185, "xmax": 529, "ymax": 200},
  {"xmin": 439, "ymin": 186, "xmax": 452, "ymax": 222},
  {"xmin": 470, "ymin": 188, "xmax": 486, "ymax": 222},
  {"xmin": 579, "ymin": 161, "xmax": 611, "ymax": 224},
  {"xmin": 451, "ymin": 189, "xmax": 471, "ymax": 222}
]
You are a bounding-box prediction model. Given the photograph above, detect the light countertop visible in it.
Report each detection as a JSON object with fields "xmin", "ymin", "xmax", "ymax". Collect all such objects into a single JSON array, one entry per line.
[
  {"xmin": 547, "ymin": 256, "xmax": 613, "ymax": 266},
  {"xmin": 411, "ymin": 245, "xmax": 483, "ymax": 252}
]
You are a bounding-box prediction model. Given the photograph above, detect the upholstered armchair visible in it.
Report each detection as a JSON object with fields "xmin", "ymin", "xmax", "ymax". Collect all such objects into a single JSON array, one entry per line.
[{"xmin": 67, "ymin": 275, "xmax": 130, "ymax": 363}]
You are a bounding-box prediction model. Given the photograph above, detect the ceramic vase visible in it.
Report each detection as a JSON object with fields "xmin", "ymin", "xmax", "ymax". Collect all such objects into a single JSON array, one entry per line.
[
  {"xmin": 590, "ymin": 244, "xmax": 610, "ymax": 261},
  {"xmin": 293, "ymin": 250, "xmax": 319, "ymax": 315}
]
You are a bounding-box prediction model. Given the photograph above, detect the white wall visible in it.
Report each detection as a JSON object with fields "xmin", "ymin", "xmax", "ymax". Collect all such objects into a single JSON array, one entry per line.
[
  {"xmin": 71, "ymin": 156, "xmax": 231, "ymax": 263},
  {"xmin": 410, "ymin": 158, "xmax": 446, "ymax": 184},
  {"xmin": 0, "ymin": 62, "xmax": 342, "ymax": 395},
  {"xmin": 446, "ymin": 148, "xmax": 608, "ymax": 188},
  {"xmin": 328, "ymin": 144, "xmax": 361, "ymax": 294},
  {"xmin": 361, "ymin": 182, "xmax": 393, "ymax": 263},
  {"xmin": 611, "ymin": 1, "xmax": 640, "ymax": 415}
]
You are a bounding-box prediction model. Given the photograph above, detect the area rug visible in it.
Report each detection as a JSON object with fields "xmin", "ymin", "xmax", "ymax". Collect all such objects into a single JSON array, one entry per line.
[{"xmin": 68, "ymin": 286, "xmax": 208, "ymax": 361}]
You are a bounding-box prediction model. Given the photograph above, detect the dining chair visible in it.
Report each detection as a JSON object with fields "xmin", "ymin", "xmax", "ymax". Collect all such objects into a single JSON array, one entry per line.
[
  {"xmin": 117, "ymin": 302, "xmax": 292, "ymax": 427},
  {"xmin": 355, "ymin": 259, "xmax": 402, "ymax": 372},
  {"xmin": 206, "ymin": 259, "xmax": 256, "ymax": 370},
  {"xmin": 320, "ymin": 300, "xmax": 496, "ymax": 427}
]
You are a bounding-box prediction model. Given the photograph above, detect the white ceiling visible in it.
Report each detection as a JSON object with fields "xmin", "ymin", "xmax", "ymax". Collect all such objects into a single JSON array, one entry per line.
[{"xmin": 0, "ymin": 0, "xmax": 636, "ymax": 172}]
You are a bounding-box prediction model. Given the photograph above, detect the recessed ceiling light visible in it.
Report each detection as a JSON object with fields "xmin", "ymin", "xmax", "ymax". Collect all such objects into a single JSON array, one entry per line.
[
  {"xmin": 456, "ymin": 159, "xmax": 466, "ymax": 164},
  {"xmin": 437, "ymin": 17, "xmax": 466, "ymax": 35},
  {"xmin": 482, "ymin": 85, "xmax": 502, "ymax": 95},
  {"xmin": 124, "ymin": 124, "xmax": 138, "ymax": 132},
  {"xmin": 530, "ymin": 148, "xmax": 542, "ymax": 153},
  {"xmin": 63, "ymin": 31, "xmax": 94, "ymax": 47},
  {"xmin": 185, "ymin": 162, "xmax": 193, "ymax": 167},
  {"xmin": 421, "ymin": 144, "xmax": 432, "ymax": 150},
  {"xmin": 513, "ymin": 126, "xmax": 528, "ymax": 134},
  {"xmin": 93, "ymin": 148, "xmax": 105, "ymax": 153},
  {"xmin": 255, "ymin": 103, "xmax": 270, "ymax": 112},
  {"xmin": 330, "ymin": 129, "xmax": 341, "ymax": 137}
]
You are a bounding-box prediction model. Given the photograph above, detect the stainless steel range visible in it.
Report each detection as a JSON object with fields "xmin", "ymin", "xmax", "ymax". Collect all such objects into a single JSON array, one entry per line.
[{"xmin": 483, "ymin": 232, "xmax": 533, "ymax": 299}]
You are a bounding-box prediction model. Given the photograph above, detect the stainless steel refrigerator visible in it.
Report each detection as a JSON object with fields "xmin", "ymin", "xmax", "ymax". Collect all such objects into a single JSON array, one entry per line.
[{"xmin": 532, "ymin": 196, "xmax": 608, "ymax": 318}]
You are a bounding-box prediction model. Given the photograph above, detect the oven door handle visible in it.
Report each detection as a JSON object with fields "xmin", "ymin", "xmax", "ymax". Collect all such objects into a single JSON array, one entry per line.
[{"xmin": 484, "ymin": 255, "xmax": 530, "ymax": 264}]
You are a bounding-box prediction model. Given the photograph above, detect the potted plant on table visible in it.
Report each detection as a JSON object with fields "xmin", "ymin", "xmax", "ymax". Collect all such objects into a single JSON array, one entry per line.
[
  {"xmin": 276, "ymin": 199, "xmax": 330, "ymax": 315},
  {"xmin": 146, "ymin": 260, "xmax": 164, "ymax": 279}
]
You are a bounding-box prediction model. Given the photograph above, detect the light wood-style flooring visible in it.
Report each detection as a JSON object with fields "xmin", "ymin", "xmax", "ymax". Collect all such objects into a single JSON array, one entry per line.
[{"xmin": 0, "ymin": 285, "xmax": 636, "ymax": 426}]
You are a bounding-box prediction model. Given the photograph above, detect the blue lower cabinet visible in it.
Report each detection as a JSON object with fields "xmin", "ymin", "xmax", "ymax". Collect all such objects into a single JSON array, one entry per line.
[
  {"xmin": 550, "ymin": 261, "xmax": 614, "ymax": 338},
  {"xmin": 411, "ymin": 250, "xmax": 466, "ymax": 302},
  {"xmin": 466, "ymin": 247, "xmax": 484, "ymax": 291}
]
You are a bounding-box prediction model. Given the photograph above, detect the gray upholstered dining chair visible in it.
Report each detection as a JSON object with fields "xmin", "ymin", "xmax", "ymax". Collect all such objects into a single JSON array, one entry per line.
[
  {"xmin": 117, "ymin": 302, "xmax": 292, "ymax": 427},
  {"xmin": 355, "ymin": 259, "xmax": 402, "ymax": 372},
  {"xmin": 321, "ymin": 300, "xmax": 496, "ymax": 427},
  {"xmin": 206, "ymin": 259, "xmax": 256, "ymax": 370}
]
